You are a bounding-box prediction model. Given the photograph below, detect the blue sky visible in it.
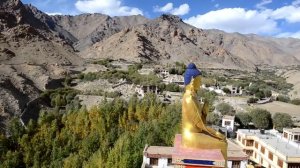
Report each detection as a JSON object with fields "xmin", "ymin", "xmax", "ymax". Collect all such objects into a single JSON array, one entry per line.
[{"xmin": 21, "ymin": 0, "xmax": 300, "ymax": 38}]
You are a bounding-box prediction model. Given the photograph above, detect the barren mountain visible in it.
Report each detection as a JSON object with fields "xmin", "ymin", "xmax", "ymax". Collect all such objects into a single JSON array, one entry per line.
[
  {"xmin": 51, "ymin": 13, "xmax": 148, "ymax": 51},
  {"xmin": 0, "ymin": 0, "xmax": 83, "ymax": 131},
  {"xmin": 82, "ymin": 14, "xmax": 300, "ymax": 69}
]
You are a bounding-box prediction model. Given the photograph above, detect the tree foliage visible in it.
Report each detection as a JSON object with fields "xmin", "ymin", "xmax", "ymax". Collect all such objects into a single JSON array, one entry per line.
[
  {"xmin": 206, "ymin": 113, "xmax": 221, "ymax": 126},
  {"xmin": 216, "ymin": 103, "xmax": 235, "ymax": 116},
  {"xmin": 250, "ymin": 108, "xmax": 272, "ymax": 130},
  {"xmin": 272, "ymin": 113, "xmax": 293, "ymax": 132},
  {"xmin": 0, "ymin": 94, "xmax": 181, "ymax": 168},
  {"xmin": 236, "ymin": 112, "xmax": 251, "ymax": 128}
]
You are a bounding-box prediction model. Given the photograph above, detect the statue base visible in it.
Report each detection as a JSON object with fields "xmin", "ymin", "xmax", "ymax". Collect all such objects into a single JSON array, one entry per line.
[{"xmin": 172, "ymin": 134, "xmax": 226, "ymax": 168}]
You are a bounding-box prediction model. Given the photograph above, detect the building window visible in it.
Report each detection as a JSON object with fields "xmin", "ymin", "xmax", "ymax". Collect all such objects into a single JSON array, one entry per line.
[
  {"xmin": 238, "ymin": 135, "xmax": 241, "ymax": 142},
  {"xmin": 150, "ymin": 158, "xmax": 158, "ymax": 166},
  {"xmin": 268, "ymin": 151, "xmax": 273, "ymax": 160},
  {"xmin": 232, "ymin": 161, "xmax": 240, "ymax": 168},
  {"xmin": 254, "ymin": 152, "xmax": 257, "ymax": 159},
  {"xmin": 225, "ymin": 121, "xmax": 231, "ymax": 126},
  {"xmin": 295, "ymin": 135, "xmax": 299, "ymax": 141},
  {"xmin": 242, "ymin": 139, "xmax": 246, "ymax": 145},
  {"xmin": 278, "ymin": 159, "xmax": 283, "ymax": 168},
  {"xmin": 168, "ymin": 158, "xmax": 172, "ymax": 165},
  {"xmin": 246, "ymin": 150, "xmax": 253, "ymax": 156},
  {"xmin": 261, "ymin": 146, "xmax": 265, "ymax": 154},
  {"xmin": 288, "ymin": 163, "xmax": 300, "ymax": 168},
  {"xmin": 255, "ymin": 141, "xmax": 258, "ymax": 149},
  {"xmin": 284, "ymin": 132, "xmax": 288, "ymax": 138},
  {"xmin": 246, "ymin": 140, "xmax": 254, "ymax": 146}
]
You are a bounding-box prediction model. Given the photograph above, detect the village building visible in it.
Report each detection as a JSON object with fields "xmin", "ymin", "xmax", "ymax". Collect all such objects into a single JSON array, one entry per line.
[
  {"xmin": 162, "ymin": 75, "xmax": 184, "ymax": 86},
  {"xmin": 226, "ymin": 85, "xmax": 243, "ymax": 96},
  {"xmin": 283, "ymin": 128, "xmax": 300, "ymax": 142},
  {"xmin": 157, "ymin": 69, "xmax": 170, "ymax": 79},
  {"xmin": 222, "ymin": 115, "xmax": 235, "ymax": 132},
  {"xmin": 236, "ymin": 129, "xmax": 300, "ymax": 168},
  {"xmin": 135, "ymin": 85, "xmax": 160, "ymax": 98},
  {"xmin": 138, "ymin": 68, "xmax": 155, "ymax": 75},
  {"xmin": 142, "ymin": 140, "xmax": 248, "ymax": 168},
  {"xmin": 201, "ymin": 84, "xmax": 226, "ymax": 96}
]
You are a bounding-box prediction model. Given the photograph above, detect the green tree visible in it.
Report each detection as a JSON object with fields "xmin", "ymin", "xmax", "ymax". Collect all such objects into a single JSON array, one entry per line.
[
  {"xmin": 222, "ymin": 87, "xmax": 231, "ymax": 94},
  {"xmin": 250, "ymin": 108, "xmax": 272, "ymax": 130},
  {"xmin": 206, "ymin": 113, "xmax": 221, "ymax": 126},
  {"xmin": 263, "ymin": 89, "xmax": 272, "ymax": 97},
  {"xmin": 216, "ymin": 103, "xmax": 235, "ymax": 116},
  {"xmin": 236, "ymin": 112, "xmax": 251, "ymax": 128},
  {"xmin": 255, "ymin": 90, "xmax": 265, "ymax": 99},
  {"xmin": 272, "ymin": 113, "xmax": 293, "ymax": 132}
]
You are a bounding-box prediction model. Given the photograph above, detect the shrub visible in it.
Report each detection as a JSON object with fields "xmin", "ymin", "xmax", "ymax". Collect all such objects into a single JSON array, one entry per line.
[
  {"xmin": 290, "ymin": 98, "xmax": 300, "ymax": 105},
  {"xmin": 222, "ymin": 87, "xmax": 231, "ymax": 94},
  {"xmin": 276, "ymin": 95, "xmax": 290, "ymax": 103},
  {"xmin": 247, "ymin": 97, "xmax": 258, "ymax": 104}
]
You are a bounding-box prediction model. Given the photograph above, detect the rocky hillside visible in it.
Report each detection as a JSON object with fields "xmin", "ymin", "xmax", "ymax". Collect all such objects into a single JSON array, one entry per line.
[
  {"xmin": 0, "ymin": 0, "xmax": 83, "ymax": 131},
  {"xmin": 51, "ymin": 14, "xmax": 148, "ymax": 51},
  {"xmin": 81, "ymin": 14, "xmax": 300, "ymax": 69}
]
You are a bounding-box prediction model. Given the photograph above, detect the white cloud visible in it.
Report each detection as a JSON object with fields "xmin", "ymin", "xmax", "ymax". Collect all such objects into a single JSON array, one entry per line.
[
  {"xmin": 75, "ymin": 0, "xmax": 143, "ymax": 16},
  {"xmin": 154, "ymin": 3, "xmax": 173, "ymax": 12},
  {"xmin": 184, "ymin": 8, "xmax": 279, "ymax": 34},
  {"xmin": 276, "ymin": 31, "xmax": 300, "ymax": 39},
  {"xmin": 46, "ymin": 12, "xmax": 63, "ymax": 15},
  {"xmin": 154, "ymin": 3, "xmax": 190, "ymax": 16},
  {"xmin": 172, "ymin": 4, "xmax": 190, "ymax": 15},
  {"xmin": 256, "ymin": 0, "xmax": 272, "ymax": 10},
  {"xmin": 271, "ymin": 5, "xmax": 300, "ymax": 23}
]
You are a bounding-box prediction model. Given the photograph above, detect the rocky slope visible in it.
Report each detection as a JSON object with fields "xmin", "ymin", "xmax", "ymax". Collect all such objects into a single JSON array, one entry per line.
[
  {"xmin": 0, "ymin": 0, "xmax": 83, "ymax": 131},
  {"xmin": 51, "ymin": 13, "xmax": 148, "ymax": 51},
  {"xmin": 82, "ymin": 15, "xmax": 300, "ymax": 69}
]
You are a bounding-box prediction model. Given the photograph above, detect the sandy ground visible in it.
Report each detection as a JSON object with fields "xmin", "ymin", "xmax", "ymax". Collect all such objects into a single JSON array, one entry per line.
[
  {"xmin": 283, "ymin": 70, "xmax": 300, "ymax": 99},
  {"xmin": 218, "ymin": 96, "xmax": 251, "ymax": 113},
  {"xmin": 254, "ymin": 101, "xmax": 300, "ymax": 120},
  {"xmin": 218, "ymin": 96, "xmax": 300, "ymax": 125}
]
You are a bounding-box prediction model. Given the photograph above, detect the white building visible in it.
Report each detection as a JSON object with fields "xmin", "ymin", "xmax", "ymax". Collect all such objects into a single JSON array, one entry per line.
[
  {"xmin": 236, "ymin": 129, "xmax": 300, "ymax": 168},
  {"xmin": 226, "ymin": 85, "xmax": 243, "ymax": 96},
  {"xmin": 162, "ymin": 75, "xmax": 184, "ymax": 86},
  {"xmin": 142, "ymin": 140, "xmax": 248, "ymax": 168},
  {"xmin": 138, "ymin": 68, "xmax": 155, "ymax": 75},
  {"xmin": 222, "ymin": 115, "xmax": 235, "ymax": 132},
  {"xmin": 283, "ymin": 128, "xmax": 300, "ymax": 142},
  {"xmin": 142, "ymin": 145, "xmax": 174, "ymax": 168}
]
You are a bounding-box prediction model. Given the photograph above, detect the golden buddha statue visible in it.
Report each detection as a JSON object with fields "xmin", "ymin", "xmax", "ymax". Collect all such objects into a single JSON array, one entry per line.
[{"xmin": 182, "ymin": 63, "xmax": 227, "ymax": 160}]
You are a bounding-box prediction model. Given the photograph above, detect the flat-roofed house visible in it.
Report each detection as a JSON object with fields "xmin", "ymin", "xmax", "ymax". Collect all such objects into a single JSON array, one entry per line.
[
  {"xmin": 283, "ymin": 128, "xmax": 300, "ymax": 142},
  {"xmin": 236, "ymin": 129, "xmax": 300, "ymax": 168}
]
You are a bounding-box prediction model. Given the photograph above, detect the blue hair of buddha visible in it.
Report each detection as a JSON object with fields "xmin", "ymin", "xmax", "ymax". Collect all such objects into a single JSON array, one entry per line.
[{"xmin": 184, "ymin": 63, "xmax": 202, "ymax": 85}]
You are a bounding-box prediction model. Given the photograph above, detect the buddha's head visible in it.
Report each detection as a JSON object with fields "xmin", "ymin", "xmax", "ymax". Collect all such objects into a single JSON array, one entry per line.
[{"xmin": 184, "ymin": 63, "xmax": 202, "ymax": 91}]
